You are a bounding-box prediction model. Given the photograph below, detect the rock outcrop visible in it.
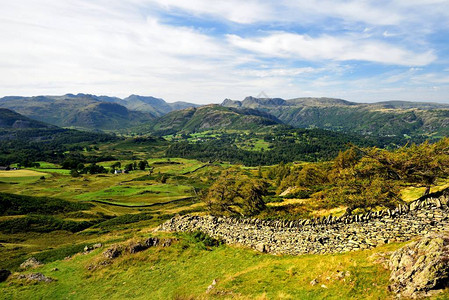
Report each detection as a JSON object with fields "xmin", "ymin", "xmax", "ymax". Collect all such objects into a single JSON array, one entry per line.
[
  {"xmin": 159, "ymin": 195, "xmax": 449, "ymax": 255},
  {"xmin": 389, "ymin": 233, "xmax": 449, "ymax": 298},
  {"xmin": 102, "ymin": 245, "xmax": 122, "ymax": 259},
  {"xmin": 17, "ymin": 273, "xmax": 55, "ymax": 283},
  {"xmin": 20, "ymin": 257, "xmax": 43, "ymax": 269}
]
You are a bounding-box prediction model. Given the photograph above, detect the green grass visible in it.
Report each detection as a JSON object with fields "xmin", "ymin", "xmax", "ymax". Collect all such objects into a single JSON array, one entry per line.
[
  {"xmin": 0, "ymin": 233, "xmax": 416, "ymax": 300},
  {"xmin": 35, "ymin": 162, "xmax": 61, "ymax": 168},
  {"xmin": 237, "ymin": 138, "xmax": 271, "ymax": 152},
  {"xmin": 75, "ymin": 184, "xmax": 194, "ymax": 205},
  {"xmin": 30, "ymin": 168, "xmax": 71, "ymax": 175}
]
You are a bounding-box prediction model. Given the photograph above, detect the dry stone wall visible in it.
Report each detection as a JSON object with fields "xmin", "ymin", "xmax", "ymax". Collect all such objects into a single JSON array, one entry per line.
[{"xmin": 158, "ymin": 196, "xmax": 449, "ymax": 255}]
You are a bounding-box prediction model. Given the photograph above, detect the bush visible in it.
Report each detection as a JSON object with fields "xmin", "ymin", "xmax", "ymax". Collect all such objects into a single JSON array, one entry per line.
[{"xmin": 185, "ymin": 231, "xmax": 223, "ymax": 250}]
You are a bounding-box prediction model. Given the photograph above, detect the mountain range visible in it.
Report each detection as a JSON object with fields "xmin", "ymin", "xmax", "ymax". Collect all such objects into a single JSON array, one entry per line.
[
  {"xmin": 222, "ymin": 96, "xmax": 449, "ymax": 137},
  {"xmin": 137, "ymin": 104, "xmax": 284, "ymax": 136},
  {"xmin": 1, "ymin": 93, "xmax": 449, "ymax": 138},
  {"xmin": 0, "ymin": 94, "xmax": 197, "ymax": 131}
]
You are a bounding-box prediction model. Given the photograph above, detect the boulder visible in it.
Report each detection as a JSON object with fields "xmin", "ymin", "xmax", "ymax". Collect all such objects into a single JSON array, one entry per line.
[
  {"xmin": 310, "ymin": 278, "xmax": 319, "ymax": 286},
  {"xmin": 92, "ymin": 243, "xmax": 102, "ymax": 249},
  {"xmin": 206, "ymin": 279, "xmax": 217, "ymax": 293},
  {"xmin": 389, "ymin": 233, "xmax": 449, "ymax": 298},
  {"xmin": 17, "ymin": 273, "xmax": 55, "ymax": 283},
  {"xmin": 102, "ymin": 245, "xmax": 122, "ymax": 259},
  {"xmin": 128, "ymin": 242, "xmax": 148, "ymax": 254},
  {"xmin": 145, "ymin": 237, "xmax": 160, "ymax": 247},
  {"xmin": 0, "ymin": 269, "xmax": 11, "ymax": 282},
  {"xmin": 20, "ymin": 257, "xmax": 43, "ymax": 269},
  {"xmin": 84, "ymin": 243, "xmax": 103, "ymax": 253},
  {"xmin": 161, "ymin": 238, "xmax": 174, "ymax": 247}
]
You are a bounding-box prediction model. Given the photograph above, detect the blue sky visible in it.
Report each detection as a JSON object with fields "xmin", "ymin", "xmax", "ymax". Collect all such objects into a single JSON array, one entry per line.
[{"xmin": 1, "ymin": 0, "xmax": 449, "ymax": 104}]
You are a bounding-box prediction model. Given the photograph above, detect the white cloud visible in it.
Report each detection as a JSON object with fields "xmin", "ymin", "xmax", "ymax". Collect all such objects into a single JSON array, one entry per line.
[
  {"xmin": 234, "ymin": 67, "xmax": 319, "ymax": 78},
  {"xmin": 227, "ymin": 32, "xmax": 436, "ymax": 66},
  {"xmin": 145, "ymin": 0, "xmax": 404, "ymax": 26},
  {"xmin": 143, "ymin": 0, "xmax": 272, "ymax": 24},
  {"xmin": 0, "ymin": 0, "xmax": 447, "ymax": 103}
]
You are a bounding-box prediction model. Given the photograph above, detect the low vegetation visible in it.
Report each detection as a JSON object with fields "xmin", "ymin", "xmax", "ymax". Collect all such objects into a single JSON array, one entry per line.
[
  {"xmin": 0, "ymin": 192, "xmax": 91, "ymax": 216},
  {"xmin": 1, "ymin": 103, "xmax": 449, "ymax": 298}
]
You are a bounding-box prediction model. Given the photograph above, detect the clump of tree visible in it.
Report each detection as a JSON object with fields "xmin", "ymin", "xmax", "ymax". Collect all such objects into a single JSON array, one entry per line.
[
  {"xmin": 123, "ymin": 160, "xmax": 148, "ymax": 172},
  {"xmin": 70, "ymin": 163, "xmax": 107, "ymax": 177},
  {"xmin": 357, "ymin": 139, "xmax": 449, "ymax": 196},
  {"xmin": 138, "ymin": 160, "xmax": 149, "ymax": 170},
  {"xmin": 277, "ymin": 137, "xmax": 449, "ymax": 214},
  {"xmin": 317, "ymin": 148, "xmax": 401, "ymax": 213},
  {"xmin": 204, "ymin": 168, "xmax": 268, "ymax": 217}
]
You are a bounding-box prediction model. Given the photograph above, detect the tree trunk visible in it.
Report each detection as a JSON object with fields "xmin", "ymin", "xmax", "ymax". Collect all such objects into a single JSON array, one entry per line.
[{"xmin": 424, "ymin": 185, "xmax": 431, "ymax": 196}]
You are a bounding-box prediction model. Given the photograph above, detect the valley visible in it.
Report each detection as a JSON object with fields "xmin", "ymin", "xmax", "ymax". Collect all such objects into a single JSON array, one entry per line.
[{"xmin": 1, "ymin": 95, "xmax": 449, "ymax": 299}]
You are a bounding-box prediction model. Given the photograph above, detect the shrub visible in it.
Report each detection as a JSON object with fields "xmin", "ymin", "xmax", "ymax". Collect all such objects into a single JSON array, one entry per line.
[{"xmin": 184, "ymin": 231, "xmax": 223, "ymax": 250}]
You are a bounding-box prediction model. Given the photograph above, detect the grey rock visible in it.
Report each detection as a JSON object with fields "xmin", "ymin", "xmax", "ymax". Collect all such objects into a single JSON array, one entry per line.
[
  {"xmin": 17, "ymin": 272, "xmax": 55, "ymax": 283},
  {"xmin": 102, "ymin": 245, "xmax": 122, "ymax": 259},
  {"xmin": 145, "ymin": 237, "xmax": 160, "ymax": 247},
  {"xmin": 128, "ymin": 242, "xmax": 148, "ymax": 254},
  {"xmin": 255, "ymin": 243, "xmax": 266, "ymax": 253},
  {"xmin": 20, "ymin": 257, "xmax": 43, "ymax": 269},
  {"xmin": 389, "ymin": 233, "xmax": 449, "ymax": 298},
  {"xmin": 161, "ymin": 238, "xmax": 174, "ymax": 247},
  {"xmin": 206, "ymin": 279, "xmax": 217, "ymax": 293}
]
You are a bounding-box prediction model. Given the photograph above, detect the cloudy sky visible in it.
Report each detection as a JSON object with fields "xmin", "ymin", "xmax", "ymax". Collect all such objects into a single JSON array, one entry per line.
[{"xmin": 1, "ymin": 0, "xmax": 449, "ymax": 103}]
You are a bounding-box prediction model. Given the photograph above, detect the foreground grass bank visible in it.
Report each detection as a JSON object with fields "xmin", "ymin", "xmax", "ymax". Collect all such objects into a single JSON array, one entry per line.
[{"xmin": 3, "ymin": 232, "xmax": 448, "ymax": 300}]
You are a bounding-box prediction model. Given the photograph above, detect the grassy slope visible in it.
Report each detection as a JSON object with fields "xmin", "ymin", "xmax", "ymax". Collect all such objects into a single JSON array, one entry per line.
[
  {"xmin": 145, "ymin": 105, "xmax": 282, "ymax": 136},
  {"xmin": 0, "ymin": 232, "xmax": 416, "ymax": 300},
  {"xmin": 2, "ymin": 158, "xmax": 449, "ymax": 299}
]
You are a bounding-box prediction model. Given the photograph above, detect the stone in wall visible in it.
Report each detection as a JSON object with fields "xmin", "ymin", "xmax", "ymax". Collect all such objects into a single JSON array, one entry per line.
[{"xmin": 158, "ymin": 196, "xmax": 449, "ymax": 256}]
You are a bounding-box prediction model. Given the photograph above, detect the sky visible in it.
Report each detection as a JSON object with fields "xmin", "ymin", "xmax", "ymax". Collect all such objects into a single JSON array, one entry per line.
[{"xmin": 1, "ymin": 0, "xmax": 449, "ymax": 104}]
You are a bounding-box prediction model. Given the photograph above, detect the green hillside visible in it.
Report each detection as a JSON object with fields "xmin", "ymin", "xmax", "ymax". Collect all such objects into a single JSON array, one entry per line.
[
  {"xmin": 63, "ymin": 102, "xmax": 153, "ymax": 131},
  {"xmin": 222, "ymin": 97, "xmax": 449, "ymax": 138},
  {"xmin": 144, "ymin": 104, "xmax": 283, "ymax": 136},
  {"xmin": 0, "ymin": 108, "xmax": 55, "ymax": 129},
  {"xmin": 118, "ymin": 94, "xmax": 198, "ymax": 116},
  {"xmin": 0, "ymin": 94, "xmax": 154, "ymax": 131}
]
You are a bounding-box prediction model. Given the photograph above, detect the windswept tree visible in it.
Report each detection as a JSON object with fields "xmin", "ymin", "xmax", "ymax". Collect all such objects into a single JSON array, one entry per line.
[
  {"xmin": 356, "ymin": 137, "xmax": 449, "ymax": 197},
  {"xmin": 315, "ymin": 147, "xmax": 401, "ymax": 213},
  {"xmin": 204, "ymin": 168, "xmax": 268, "ymax": 217}
]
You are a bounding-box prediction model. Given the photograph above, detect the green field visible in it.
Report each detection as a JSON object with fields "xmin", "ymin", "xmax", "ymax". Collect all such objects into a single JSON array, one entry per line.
[
  {"xmin": 0, "ymin": 231, "xmax": 415, "ymax": 300},
  {"xmin": 1, "ymin": 153, "xmax": 448, "ymax": 299}
]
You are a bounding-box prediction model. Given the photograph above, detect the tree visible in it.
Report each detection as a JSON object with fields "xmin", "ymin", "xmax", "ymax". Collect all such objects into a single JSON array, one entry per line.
[
  {"xmin": 204, "ymin": 168, "xmax": 268, "ymax": 216},
  {"xmin": 316, "ymin": 147, "xmax": 400, "ymax": 213},
  {"xmin": 138, "ymin": 160, "xmax": 149, "ymax": 171},
  {"xmin": 356, "ymin": 138, "xmax": 449, "ymax": 197},
  {"xmin": 110, "ymin": 162, "xmax": 121, "ymax": 169},
  {"xmin": 85, "ymin": 163, "xmax": 107, "ymax": 175},
  {"xmin": 124, "ymin": 163, "xmax": 134, "ymax": 172}
]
